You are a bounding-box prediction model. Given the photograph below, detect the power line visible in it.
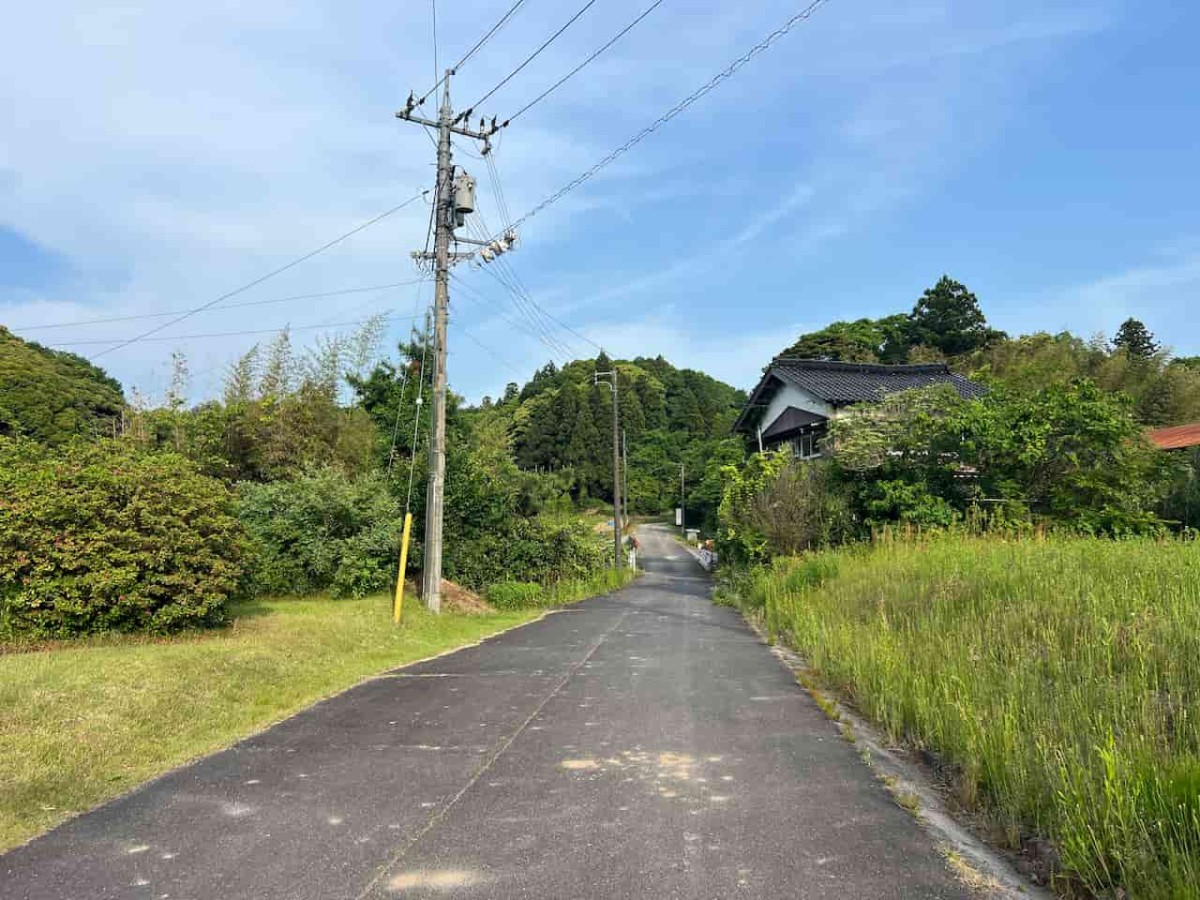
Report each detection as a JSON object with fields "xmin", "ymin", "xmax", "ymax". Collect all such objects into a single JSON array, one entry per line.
[
  {"xmin": 461, "ymin": 213, "xmax": 577, "ymax": 360},
  {"xmin": 504, "ymin": 0, "xmax": 830, "ymax": 235},
  {"xmin": 387, "ymin": 280, "xmax": 430, "ymax": 477},
  {"xmin": 466, "ymin": 208, "xmax": 600, "ymax": 355},
  {"xmin": 90, "ymin": 190, "xmax": 428, "ymax": 360},
  {"xmin": 449, "ymin": 318, "xmax": 526, "ymax": 379},
  {"xmin": 449, "ymin": 271, "xmax": 572, "ymax": 365},
  {"xmin": 17, "ymin": 279, "xmax": 426, "ymax": 332},
  {"xmin": 454, "ymin": 0, "xmax": 528, "ymax": 71},
  {"xmin": 468, "ymin": 0, "xmax": 601, "ymax": 112},
  {"xmin": 404, "ymin": 305, "xmax": 433, "ymax": 514},
  {"xmin": 431, "ymin": 0, "xmax": 439, "ymax": 84},
  {"xmin": 508, "ymin": 0, "xmax": 666, "ymax": 123},
  {"xmin": 416, "ymin": 0, "xmax": 530, "ymax": 106},
  {"xmin": 450, "ymin": 270, "xmax": 566, "ymax": 363},
  {"xmin": 53, "ymin": 313, "xmax": 415, "ymax": 347}
]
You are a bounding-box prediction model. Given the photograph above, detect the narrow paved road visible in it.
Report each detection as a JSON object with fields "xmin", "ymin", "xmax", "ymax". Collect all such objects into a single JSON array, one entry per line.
[{"xmin": 2, "ymin": 526, "xmax": 973, "ymax": 899}]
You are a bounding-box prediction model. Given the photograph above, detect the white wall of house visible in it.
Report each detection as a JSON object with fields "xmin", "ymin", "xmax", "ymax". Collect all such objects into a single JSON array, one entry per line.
[{"xmin": 759, "ymin": 381, "xmax": 836, "ymax": 433}]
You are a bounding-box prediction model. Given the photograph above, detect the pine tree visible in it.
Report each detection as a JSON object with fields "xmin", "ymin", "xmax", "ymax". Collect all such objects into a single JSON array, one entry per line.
[
  {"xmin": 1113, "ymin": 318, "xmax": 1160, "ymax": 360},
  {"xmin": 909, "ymin": 276, "xmax": 1002, "ymax": 356}
]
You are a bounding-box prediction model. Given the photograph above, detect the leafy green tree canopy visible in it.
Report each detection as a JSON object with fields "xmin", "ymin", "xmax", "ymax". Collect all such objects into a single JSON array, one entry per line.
[
  {"xmin": 1112, "ymin": 318, "xmax": 1160, "ymax": 360},
  {"xmin": 779, "ymin": 315, "xmax": 912, "ymax": 363},
  {"xmin": 909, "ymin": 276, "xmax": 1004, "ymax": 356},
  {"xmin": 0, "ymin": 326, "xmax": 125, "ymax": 443}
]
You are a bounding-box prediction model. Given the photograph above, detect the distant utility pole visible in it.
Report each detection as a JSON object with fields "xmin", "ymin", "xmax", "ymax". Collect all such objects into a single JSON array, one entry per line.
[
  {"xmin": 622, "ymin": 429, "xmax": 630, "ymax": 527},
  {"xmin": 594, "ymin": 368, "xmax": 623, "ymax": 568},
  {"xmin": 680, "ymin": 464, "xmax": 686, "ymax": 537},
  {"xmin": 396, "ymin": 71, "xmax": 513, "ymax": 612}
]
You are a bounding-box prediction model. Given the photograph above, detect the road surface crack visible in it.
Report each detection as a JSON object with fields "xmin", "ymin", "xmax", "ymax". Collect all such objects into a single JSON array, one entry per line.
[{"xmin": 354, "ymin": 608, "xmax": 631, "ymax": 898}]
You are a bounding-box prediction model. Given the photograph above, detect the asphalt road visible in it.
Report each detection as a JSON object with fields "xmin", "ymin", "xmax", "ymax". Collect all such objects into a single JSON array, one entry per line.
[{"xmin": 2, "ymin": 525, "xmax": 974, "ymax": 899}]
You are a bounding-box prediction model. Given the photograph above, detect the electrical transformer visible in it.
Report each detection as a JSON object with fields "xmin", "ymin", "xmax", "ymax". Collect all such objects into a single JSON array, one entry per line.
[{"xmin": 453, "ymin": 172, "xmax": 476, "ymax": 227}]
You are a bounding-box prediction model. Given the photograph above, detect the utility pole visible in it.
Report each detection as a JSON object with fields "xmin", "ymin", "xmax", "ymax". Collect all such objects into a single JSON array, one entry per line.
[
  {"xmin": 680, "ymin": 464, "xmax": 686, "ymax": 538},
  {"xmin": 594, "ymin": 368, "xmax": 623, "ymax": 568},
  {"xmin": 622, "ymin": 429, "xmax": 629, "ymax": 527},
  {"xmin": 396, "ymin": 71, "xmax": 512, "ymax": 612}
]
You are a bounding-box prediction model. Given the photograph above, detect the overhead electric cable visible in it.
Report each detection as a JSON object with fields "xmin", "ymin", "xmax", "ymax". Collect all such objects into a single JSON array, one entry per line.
[
  {"xmin": 18, "ymin": 279, "xmax": 426, "ymax": 332},
  {"xmin": 502, "ymin": 0, "xmax": 830, "ymax": 234},
  {"xmin": 449, "ymin": 319, "xmax": 526, "ymax": 378},
  {"xmin": 431, "ymin": 0, "xmax": 440, "ymax": 84},
  {"xmin": 450, "ymin": 271, "xmax": 571, "ymax": 365},
  {"xmin": 387, "ymin": 279, "xmax": 430, "ymax": 476},
  {"xmin": 404, "ymin": 306, "xmax": 433, "ymax": 513},
  {"xmin": 90, "ymin": 189, "xmax": 428, "ymax": 360},
  {"xmin": 468, "ymin": 0, "xmax": 601, "ymax": 112},
  {"xmin": 462, "ymin": 213, "xmax": 575, "ymax": 359},
  {"xmin": 416, "ymin": 0, "xmax": 530, "ymax": 105},
  {"xmin": 55, "ymin": 314, "xmax": 415, "ymax": 347},
  {"xmin": 469, "ymin": 209, "xmax": 599, "ymax": 354},
  {"xmin": 508, "ymin": 0, "xmax": 666, "ymax": 123}
]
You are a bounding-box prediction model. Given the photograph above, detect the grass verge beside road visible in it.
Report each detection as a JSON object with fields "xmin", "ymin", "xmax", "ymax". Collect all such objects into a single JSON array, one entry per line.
[
  {"xmin": 0, "ymin": 595, "xmax": 540, "ymax": 851},
  {"xmin": 723, "ymin": 534, "xmax": 1200, "ymax": 898}
]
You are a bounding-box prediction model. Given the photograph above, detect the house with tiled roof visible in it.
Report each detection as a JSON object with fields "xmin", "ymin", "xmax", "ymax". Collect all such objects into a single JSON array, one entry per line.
[
  {"xmin": 733, "ymin": 358, "xmax": 984, "ymax": 458},
  {"xmin": 1146, "ymin": 423, "xmax": 1200, "ymax": 451}
]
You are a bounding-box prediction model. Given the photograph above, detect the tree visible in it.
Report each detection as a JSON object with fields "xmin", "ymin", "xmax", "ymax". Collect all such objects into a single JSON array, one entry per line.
[
  {"xmin": 827, "ymin": 381, "xmax": 1175, "ymax": 534},
  {"xmin": 1112, "ymin": 318, "xmax": 1160, "ymax": 360},
  {"xmin": 909, "ymin": 276, "xmax": 1003, "ymax": 356},
  {"xmin": 780, "ymin": 315, "xmax": 912, "ymax": 363},
  {"xmin": 0, "ymin": 326, "xmax": 125, "ymax": 444},
  {"xmin": 224, "ymin": 345, "xmax": 260, "ymax": 405}
]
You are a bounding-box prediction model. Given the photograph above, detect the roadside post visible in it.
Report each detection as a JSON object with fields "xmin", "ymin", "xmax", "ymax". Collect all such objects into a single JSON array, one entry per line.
[{"xmin": 393, "ymin": 512, "xmax": 413, "ymax": 624}]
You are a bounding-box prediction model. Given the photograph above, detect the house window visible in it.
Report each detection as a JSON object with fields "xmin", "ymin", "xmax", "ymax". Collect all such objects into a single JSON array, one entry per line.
[{"xmin": 791, "ymin": 433, "xmax": 820, "ymax": 460}]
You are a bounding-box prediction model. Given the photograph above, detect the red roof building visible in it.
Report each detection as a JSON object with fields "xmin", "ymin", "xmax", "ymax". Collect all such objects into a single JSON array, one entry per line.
[{"xmin": 1147, "ymin": 423, "xmax": 1200, "ymax": 450}]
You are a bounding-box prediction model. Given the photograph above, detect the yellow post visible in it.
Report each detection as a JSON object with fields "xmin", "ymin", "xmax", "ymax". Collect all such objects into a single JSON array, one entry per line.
[{"xmin": 393, "ymin": 512, "xmax": 413, "ymax": 624}]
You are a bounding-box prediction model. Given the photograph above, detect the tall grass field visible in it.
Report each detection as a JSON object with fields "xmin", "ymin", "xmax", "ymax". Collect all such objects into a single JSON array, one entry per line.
[{"xmin": 734, "ymin": 535, "xmax": 1200, "ymax": 898}]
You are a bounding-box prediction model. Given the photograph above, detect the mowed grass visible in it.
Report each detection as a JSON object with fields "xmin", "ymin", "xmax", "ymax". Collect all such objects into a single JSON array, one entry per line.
[
  {"xmin": 739, "ymin": 535, "xmax": 1200, "ymax": 898},
  {"xmin": 0, "ymin": 595, "xmax": 539, "ymax": 851}
]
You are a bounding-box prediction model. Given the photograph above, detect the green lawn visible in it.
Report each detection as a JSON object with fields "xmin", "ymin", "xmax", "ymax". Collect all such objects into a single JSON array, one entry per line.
[{"xmin": 0, "ymin": 595, "xmax": 539, "ymax": 851}]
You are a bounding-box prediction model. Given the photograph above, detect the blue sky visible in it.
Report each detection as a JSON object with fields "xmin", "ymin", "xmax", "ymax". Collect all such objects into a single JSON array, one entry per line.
[{"xmin": 2, "ymin": 1, "xmax": 1198, "ymax": 403}]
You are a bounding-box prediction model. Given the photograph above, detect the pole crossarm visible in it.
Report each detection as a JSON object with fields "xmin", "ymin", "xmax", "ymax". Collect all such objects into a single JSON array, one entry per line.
[{"xmin": 395, "ymin": 110, "xmax": 503, "ymax": 143}]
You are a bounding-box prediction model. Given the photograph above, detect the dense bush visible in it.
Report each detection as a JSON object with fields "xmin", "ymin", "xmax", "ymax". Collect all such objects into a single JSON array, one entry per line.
[
  {"xmin": 447, "ymin": 517, "xmax": 608, "ymax": 591},
  {"xmin": 717, "ymin": 454, "xmax": 852, "ymax": 566},
  {"xmin": 485, "ymin": 581, "xmax": 544, "ymax": 609},
  {"xmin": 0, "ymin": 439, "xmax": 245, "ymax": 637},
  {"xmin": 235, "ymin": 468, "xmax": 404, "ymax": 598},
  {"xmin": 830, "ymin": 380, "xmax": 1175, "ymax": 535}
]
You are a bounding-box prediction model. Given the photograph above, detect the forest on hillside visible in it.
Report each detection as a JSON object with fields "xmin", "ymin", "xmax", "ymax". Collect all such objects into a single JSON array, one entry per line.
[
  {"xmin": 0, "ymin": 320, "xmax": 742, "ymax": 638},
  {"xmin": 3, "ymin": 272, "xmax": 1200, "ymax": 638},
  {"xmin": 465, "ymin": 352, "xmax": 746, "ymax": 527},
  {"xmin": 718, "ymin": 276, "xmax": 1200, "ymax": 568}
]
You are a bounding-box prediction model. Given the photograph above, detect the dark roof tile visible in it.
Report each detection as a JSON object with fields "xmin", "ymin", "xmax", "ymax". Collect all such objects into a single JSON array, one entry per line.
[{"xmin": 772, "ymin": 358, "xmax": 985, "ymax": 405}]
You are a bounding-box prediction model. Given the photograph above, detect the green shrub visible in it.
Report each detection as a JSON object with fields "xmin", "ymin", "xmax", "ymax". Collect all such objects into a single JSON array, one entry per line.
[
  {"xmin": 0, "ymin": 438, "xmax": 245, "ymax": 637},
  {"xmin": 717, "ymin": 454, "xmax": 853, "ymax": 565},
  {"xmin": 486, "ymin": 581, "xmax": 545, "ymax": 609},
  {"xmin": 447, "ymin": 517, "xmax": 607, "ymax": 590},
  {"xmin": 235, "ymin": 468, "xmax": 403, "ymax": 598}
]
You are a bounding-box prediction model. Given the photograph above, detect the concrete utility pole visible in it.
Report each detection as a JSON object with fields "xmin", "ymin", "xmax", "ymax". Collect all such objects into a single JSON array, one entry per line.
[
  {"xmin": 396, "ymin": 71, "xmax": 511, "ymax": 612},
  {"xmin": 595, "ymin": 369, "xmax": 623, "ymax": 568},
  {"xmin": 680, "ymin": 464, "xmax": 686, "ymax": 537},
  {"xmin": 622, "ymin": 429, "xmax": 629, "ymax": 527}
]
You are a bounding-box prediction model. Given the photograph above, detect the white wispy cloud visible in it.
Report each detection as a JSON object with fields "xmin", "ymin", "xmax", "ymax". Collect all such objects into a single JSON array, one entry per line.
[{"xmin": 0, "ymin": 0, "xmax": 1125, "ymax": 403}]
